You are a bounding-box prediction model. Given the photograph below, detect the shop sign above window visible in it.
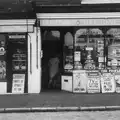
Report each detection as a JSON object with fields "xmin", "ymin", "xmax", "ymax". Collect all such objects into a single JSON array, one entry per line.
[{"xmin": 9, "ymin": 35, "xmax": 26, "ymax": 39}]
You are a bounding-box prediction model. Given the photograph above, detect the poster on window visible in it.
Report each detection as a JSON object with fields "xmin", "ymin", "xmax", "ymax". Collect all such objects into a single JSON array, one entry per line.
[
  {"xmin": 12, "ymin": 74, "xmax": 25, "ymax": 94},
  {"xmin": 101, "ymin": 73, "xmax": 115, "ymax": 93},
  {"xmin": 0, "ymin": 61, "xmax": 6, "ymax": 81},
  {"xmin": 114, "ymin": 72, "xmax": 120, "ymax": 93},
  {"xmin": 74, "ymin": 51, "xmax": 81, "ymax": 61},
  {"xmin": 73, "ymin": 70, "xmax": 88, "ymax": 93},
  {"xmin": 87, "ymin": 71, "xmax": 100, "ymax": 93}
]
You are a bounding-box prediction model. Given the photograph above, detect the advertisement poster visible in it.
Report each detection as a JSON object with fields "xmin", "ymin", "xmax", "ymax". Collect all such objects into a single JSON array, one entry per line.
[
  {"xmin": 87, "ymin": 71, "xmax": 100, "ymax": 93},
  {"xmin": 74, "ymin": 51, "xmax": 81, "ymax": 61},
  {"xmin": 101, "ymin": 73, "xmax": 115, "ymax": 93},
  {"xmin": 115, "ymin": 72, "xmax": 120, "ymax": 93},
  {"xmin": 12, "ymin": 49, "xmax": 26, "ymax": 71},
  {"xmin": 0, "ymin": 35, "xmax": 6, "ymax": 81},
  {"xmin": 12, "ymin": 74, "xmax": 25, "ymax": 94},
  {"xmin": 73, "ymin": 70, "xmax": 88, "ymax": 93}
]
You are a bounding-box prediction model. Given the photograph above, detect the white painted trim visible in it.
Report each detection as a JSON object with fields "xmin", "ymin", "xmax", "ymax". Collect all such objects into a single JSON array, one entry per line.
[
  {"xmin": 37, "ymin": 13, "xmax": 120, "ymax": 19},
  {"xmin": 0, "ymin": 19, "xmax": 36, "ymax": 26},
  {"xmin": 81, "ymin": 0, "xmax": 120, "ymax": 4},
  {"xmin": 0, "ymin": 25, "xmax": 33, "ymax": 32},
  {"xmin": 37, "ymin": 13, "xmax": 120, "ymax": 26}
]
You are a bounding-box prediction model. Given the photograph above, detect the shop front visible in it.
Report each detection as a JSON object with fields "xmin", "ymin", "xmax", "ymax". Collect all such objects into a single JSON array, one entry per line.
[
  {"xmin": 37, "ymin": 5, "xmax": 120, "ymax": 93},
  {"xmin": 0, "ymin": 16, "xmax": 41, "ymax": 94}
]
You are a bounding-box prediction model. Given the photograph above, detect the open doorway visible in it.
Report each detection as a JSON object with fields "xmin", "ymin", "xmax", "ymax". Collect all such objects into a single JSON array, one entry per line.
[{"xmin": 41, "ymin": 29, "xmax": 63, "ymax": 91}]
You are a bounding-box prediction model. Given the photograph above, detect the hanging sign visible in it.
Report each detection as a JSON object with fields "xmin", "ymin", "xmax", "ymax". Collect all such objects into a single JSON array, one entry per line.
[
  {"xmin": 73, "ymin": 70, "xmax": 88, "ymax": 93},
  {"xmin": 87, "ymin": 70, "xmax": 100, "ymax": 93},
  {"xmin": 12, "ymin": 74, "xmax": 25, "ymax": 94},
  {"xmin": 101, "ymin": 72, "xmax": 115, "ymax": 93}
]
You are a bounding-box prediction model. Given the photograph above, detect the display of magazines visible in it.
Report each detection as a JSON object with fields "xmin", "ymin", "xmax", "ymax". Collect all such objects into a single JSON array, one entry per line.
[{"xmin": 12, "ymin": 48, "xmax": 26, "ymax": 71}]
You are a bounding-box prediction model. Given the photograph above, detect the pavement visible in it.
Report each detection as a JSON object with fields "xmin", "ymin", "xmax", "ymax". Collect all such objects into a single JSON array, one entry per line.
[{"xmin": 1, "ymin": 90, "xmax": 120, "ymax": 112}]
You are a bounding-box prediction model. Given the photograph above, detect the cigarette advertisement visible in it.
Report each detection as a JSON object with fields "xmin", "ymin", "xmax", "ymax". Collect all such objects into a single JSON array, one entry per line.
[
  {"xmin": 101, "ymin": 73, "xmax": 115, "ymax": 93},
  {"xmin": 73, "ymin": 70, "xmax": 88, "ymax": 93},
  {"xmin": 87, "ymin": 71, "xmax": 100, "ymax": 93}
]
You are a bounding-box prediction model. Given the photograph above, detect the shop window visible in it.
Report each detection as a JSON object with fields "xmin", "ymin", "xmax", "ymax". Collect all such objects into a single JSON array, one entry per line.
[
  {"xmin": 62, "ymin": 27, "xmax": 120, "ymax": 93},
  {"xmin": 63, "ymin": 32, "xmax": 73, "ymax": 73},
  {"xmin": 64, "ymin": 32, "xmax": 73, "ymax": 46},
  {"xmin": 106, "ymin": 28, "xmax": 120, "ymax": 69}
]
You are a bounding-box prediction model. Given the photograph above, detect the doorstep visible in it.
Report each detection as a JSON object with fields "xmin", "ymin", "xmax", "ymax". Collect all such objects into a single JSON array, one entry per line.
[{"xmin": 0, "ymin": 90, "xmax": 120, "ymax": 112}]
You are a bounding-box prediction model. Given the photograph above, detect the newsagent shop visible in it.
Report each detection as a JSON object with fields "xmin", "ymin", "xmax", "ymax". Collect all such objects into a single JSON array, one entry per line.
[
  {"xmin": 36, "ymin": 1, "xmax": 120, "ymax": 93},
  {"xmin": 0, "ymin": 13, "xmax": 41, "ymax": 94}
]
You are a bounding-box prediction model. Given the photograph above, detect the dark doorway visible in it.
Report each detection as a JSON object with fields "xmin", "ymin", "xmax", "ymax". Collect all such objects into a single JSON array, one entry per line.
[{"xmin": 41, "ymin": 30, "xmax": 63, "ymax": 91}]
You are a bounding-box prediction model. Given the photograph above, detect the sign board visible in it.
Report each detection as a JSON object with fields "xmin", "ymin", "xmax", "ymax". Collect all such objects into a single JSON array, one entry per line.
[
  {"xmin": 87, "ymin": 71, "xmax": 100, "ymax": 93},
  {"xmin": 101, "ymin": 73, "xmax": 115, "ymax": 93},
  {"xmin": 115, "ymin": 72, "xmax": 120, "ymax": 93},
  {"xmin": 12, "ymin": 74, "xmax": 25, "ymax": 94},
  {"xmin": 73, "ymin": 70, "xmax": 88, "ymax": 93},
  {"xmin": 9, "ymin": 35, "xmax": 26, "ymax": 39}
]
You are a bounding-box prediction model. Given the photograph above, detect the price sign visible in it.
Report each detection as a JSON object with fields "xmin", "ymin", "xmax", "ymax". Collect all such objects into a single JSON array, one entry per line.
[
  {"xmin": 101, "ymin": 73, "xmax": 115, "ymax": 93},
  {"xmin": 12, "ymin": 74, "xmax": 25, "ymax": 94},
  {"xmin": 73, "ymin": 70, "xmax": 88, "ymax": 93}
]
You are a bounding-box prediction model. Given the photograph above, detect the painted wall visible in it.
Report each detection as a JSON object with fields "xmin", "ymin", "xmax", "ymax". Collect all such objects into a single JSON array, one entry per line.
[{"xmin": 28, "ymin": 27, "xmax": 41, "ymax": 93}]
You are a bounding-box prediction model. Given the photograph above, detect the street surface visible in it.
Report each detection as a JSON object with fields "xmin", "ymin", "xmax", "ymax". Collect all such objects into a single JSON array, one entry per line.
[{"xmin": 0, "ymin": 111, "xmax": 120, "ymax": 120}]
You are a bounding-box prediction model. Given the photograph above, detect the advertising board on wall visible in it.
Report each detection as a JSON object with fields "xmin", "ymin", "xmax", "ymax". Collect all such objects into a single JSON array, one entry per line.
[{"xmin": 73, "ymin": 70, "xmax": 88, "ymax": 93}]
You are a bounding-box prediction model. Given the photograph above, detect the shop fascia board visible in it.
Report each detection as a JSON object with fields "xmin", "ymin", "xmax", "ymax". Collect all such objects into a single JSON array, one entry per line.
[
  {"xmin": 0, "ymin": 19, "xmax": 36, "ymax": 33},
  {"xmin": 37, "ymin": 12, "xmax": 120, "ymax": 26},
  {"xmin": 0, "ymin": 19, "xmax": 36, "ymax": 26},
  {"xmin": 81, "ymin": 0, "xmax": 120, "ymax": 4},
  {"xmin": 37, "ymin": 12, "xmax": 120, "ymax": 19}
]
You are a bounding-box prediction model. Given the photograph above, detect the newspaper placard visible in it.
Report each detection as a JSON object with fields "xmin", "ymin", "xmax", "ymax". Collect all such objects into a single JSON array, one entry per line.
[
  {"xmin": 73, "ymin": 70, "xmax": 88, "ymax": 93},
  {"xmin": 12, "ymin": 74, "xmax": 25, "ymax": 94},
  {"xmin": 115, "ymin": 72, "xmax": 120, "ymax": 93},
  {"xmin": 87, "ymin": 71, "xmax": 100, "ymax": 93},
  {"xmin": 101, "ymin": 73, "xmax": 115, "ymax": 93}
]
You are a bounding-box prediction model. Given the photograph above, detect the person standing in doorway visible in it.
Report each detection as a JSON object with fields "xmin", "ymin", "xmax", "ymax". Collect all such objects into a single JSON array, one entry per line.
[{"xmin": 48, "ymin": 55, "xmax": 60, "ymax": 89}]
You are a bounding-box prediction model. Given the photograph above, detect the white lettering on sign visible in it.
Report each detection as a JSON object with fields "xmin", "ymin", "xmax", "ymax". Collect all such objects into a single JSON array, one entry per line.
[
  {"xmin": 40, "ymin": 18, "xmax": 120, "ymax": 26},
  {"xmin": 9, "ymin": 35, "xmax": 25, "ymax": 39}
]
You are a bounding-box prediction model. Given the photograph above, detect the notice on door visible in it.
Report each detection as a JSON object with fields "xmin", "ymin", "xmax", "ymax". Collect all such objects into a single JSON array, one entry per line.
[{"xmin": 12, "ymin": 74, "xmax": 25, "ymax": 94}]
